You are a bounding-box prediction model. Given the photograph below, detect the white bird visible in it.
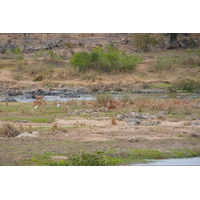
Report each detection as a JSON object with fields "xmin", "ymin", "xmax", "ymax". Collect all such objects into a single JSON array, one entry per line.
[
  {"xmin": 57, "ymin": 103, "xmax": 60, "ymax": 107},
  {"xmin": 34, "ymin": 105, "xmax": 38, "ymax": 110}
]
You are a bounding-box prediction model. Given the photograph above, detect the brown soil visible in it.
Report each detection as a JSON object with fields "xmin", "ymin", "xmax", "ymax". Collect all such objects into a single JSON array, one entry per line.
[{"xmin": 0, "ymin": 115, "xmax": 200, "ymax": 165}]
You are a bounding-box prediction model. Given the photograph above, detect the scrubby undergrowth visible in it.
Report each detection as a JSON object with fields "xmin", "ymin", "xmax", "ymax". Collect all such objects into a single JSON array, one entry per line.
[{"xmin": 0, "ymin": 48, "xmax": 200, "ymax": 92}]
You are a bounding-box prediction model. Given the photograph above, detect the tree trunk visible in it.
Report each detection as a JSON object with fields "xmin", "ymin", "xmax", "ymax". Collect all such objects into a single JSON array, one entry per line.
[
  {"xmin": 167, "ymin": 33, "xmax": 179, "ymax": 49},
  {"xmin": 23, "ymin": 33, "xmax": 31, "ymax": 45},
  {"xmin": 169, "ymin": 33, "xmax": 177, "ymax": 43}
]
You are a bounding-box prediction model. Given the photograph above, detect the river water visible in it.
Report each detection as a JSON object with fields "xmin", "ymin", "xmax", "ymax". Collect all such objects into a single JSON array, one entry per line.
[
  {"xmin": 130, "ymin": 157, "xmax": 200, "ymax": 166},
  {"xmin": 1, "ymin": 92, "xmax": 199, "ymax": 103}
]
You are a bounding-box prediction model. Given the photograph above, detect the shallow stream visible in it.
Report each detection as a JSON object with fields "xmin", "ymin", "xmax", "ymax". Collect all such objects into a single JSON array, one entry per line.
[
  {"xmin": 131, "ymin": 157, "xmax": 200, "ymax": 166},
  {"xmin": 0, "ymin": 92, "xmax": 199, "ymax": 103}
]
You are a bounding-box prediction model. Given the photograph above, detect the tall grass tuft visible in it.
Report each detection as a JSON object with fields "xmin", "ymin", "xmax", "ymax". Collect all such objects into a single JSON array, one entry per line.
[
  {"xmin": 96, "ymin": 92, "xmax": 114, "ymax": 107},
  {"xmin": 18, "ymin": 123, "xmax": 24, "ymax": 132},
  {"xmin": 172, "ymin": 76, "xmax": 200, "ymax": 92},
  {"xmin": 111, "ymin": 117, "xmax": 117, "ymax": 125},
  {"xmin": 153, "ymin": 49, "xmax": 200, "ymax": 71},
  {"xmin": 51, "ymin": 123, "xmax": 57, "ymax": 132},
  {"xmin": 0, "ymin": 123, "xmax": 20, "ymax": 138}
]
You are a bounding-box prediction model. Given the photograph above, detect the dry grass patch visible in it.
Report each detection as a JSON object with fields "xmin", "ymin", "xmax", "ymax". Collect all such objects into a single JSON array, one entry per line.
[
  {"xmin": 111, "ymin": 117, "xmax": 117, "ymax": 125},
  {"xmin": 0, "ymin": 123, "xmax": 20, "ymax": 138}
]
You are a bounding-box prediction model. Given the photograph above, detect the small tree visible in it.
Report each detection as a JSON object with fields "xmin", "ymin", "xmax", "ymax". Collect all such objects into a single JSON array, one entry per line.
[
  {"xmin": 23, "ymin": 33, "xmax": 31, "ymax": 45},
  {"xmin": 132, "ymin": 33, "xmax": 159, "ymax": 51},
  {"xmin": 167, "ymin": 33, "xmax": 191, "ymax": 49}
]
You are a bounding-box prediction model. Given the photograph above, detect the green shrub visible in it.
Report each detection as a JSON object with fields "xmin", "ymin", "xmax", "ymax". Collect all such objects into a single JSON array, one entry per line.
[
  {"xmin": 127, "ymin": 149, "xmax": 165, "ymax": 159},
  {"xmin": 132, "ymin": 33, "xmax": 159, "ymax": 51},
  {"xmin": 172, "ymin": 76, "xmax": 200, "ymax": 92},
  {"xmin": 65, "ymin": 151, "xmax": 119, "ymax": 166},
  {"xmin": 29, "ymin": 151, "xmax": 121, "ymax": 166},
  {"xmin": 154, "ymin": 56, "xmax": 177, "ymax": 70},
  {"xmin": 33, "ymin": 75, "xmax": 44, "ymax": 81},
  {"xmin": 70, "ymin": 45, "xmax": 142, "ymax": 73},
  {"xmin": 12, "ymin": 47, "xmax": 21, "ymax": 55},
  {"xmin": 70, "ymin": 51, "xmax": 90, "ymax": 72},
  {"xmin": 47, "ymin": 50, "xmax": 61, "ymax": 61}
]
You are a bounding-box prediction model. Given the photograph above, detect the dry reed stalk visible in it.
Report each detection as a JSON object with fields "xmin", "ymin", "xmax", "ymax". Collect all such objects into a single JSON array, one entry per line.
[
  {"xmin": 111, "ymin": 117, "xmax": 117, "ymax": 125},
  {"xmin": 18, "ymin": 123, "xmax": 24, "ymax": 132},
  {"xmin": 28, "ymin": 124, "xmax": 32, "ymax": 132},
  {"xmin": 51, "ymin": 123, "xmax": 57, "ymax": 132}
]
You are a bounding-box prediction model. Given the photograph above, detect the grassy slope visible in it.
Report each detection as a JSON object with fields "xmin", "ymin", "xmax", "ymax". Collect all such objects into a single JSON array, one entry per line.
[{"xmin": 0, "ymin": 49, "xmax": 199, "ymax": 91}]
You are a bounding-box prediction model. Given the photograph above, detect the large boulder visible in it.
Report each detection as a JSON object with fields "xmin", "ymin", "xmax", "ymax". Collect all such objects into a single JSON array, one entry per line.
[
  {"xmin": 166, "ymin": 41, "xmax": 180, "ymax": 49},
  {"xmin": 7, "ymin": 90, "xmax": 23, "ymax": 96},
  {"xmin": 120, "ymin": 38, "xmax": 129, "ymax": 44},
  {"xmin": 16, "ymin": 131, "xmax": 39, "ymax": 138},
  {"xmin": 179, "ymin": 38, "xmax": 196, "ymax": 48},
  {"xmin": 45, "ymin": 40, "xmax": 65, "ymax": 49},
  {"xmin": 1, "ymin": 98, "xmax": 17, "ymax": 102}
]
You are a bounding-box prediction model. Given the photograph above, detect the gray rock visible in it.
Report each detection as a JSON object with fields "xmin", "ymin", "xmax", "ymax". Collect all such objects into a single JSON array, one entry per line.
[
  {"xmin": 162, "ymin": 95, "xmax": 168, "ymax": 99},
  {"xmin": 6, "ymin": 90, "xmax": 23, "ymax": 96},
  {"xmin": 110, "ymin": 91, "xmax": 119, "ymax": 95},
  {"xmin": 179, "ymin": 38, "xmax": 196, "ymax": 48},
  {"xmin": 125, "ymin": 118, "xmax": 141, "ymax": 124},
  {"xmin": 25, "ymin": 94, "xmax": 35, "ymax": 99},
  {"xmin": 177, "ymin": 96, "xmax": 184, "ymax": 99},
  {"xmin": 58, "ymin": 83, "xmax": 66, "ymax": 88},
  {"xmin": 35, "ymin": 89, "xmax": 45, "ymax": 95},
  {"xmin": 120, "ymin": 38, "xmax": 129, "ymax": 44},
  {"xmin": 191, "ymin": 122, "xmax": 200, "ymax": 126},
  {"xmin": 143, "ymin": 120, "xmax": 161, "ymax": 126},
  {"xmin": 166, "ymin": 41, "xmax": 180, "ymax": 49},
  {"xmin": 125, "ymin": 137, "xmax": 140, "ymax": 142},
  {"xmin": 91, "ymin": 112, "xmax": 98, "ymax": 117},
  {"xmin": 32, "ymin": 131, "xmax": 39, "ymax": 137},
  {"xmin": 17, "ymin": 132, "xmax": 32, "ymax": 137},
  {"xmin": 1, "ymin": 98, "xmax": 17, "ymax": 102},
  {"xmin": 16, "ymin": 131, "xmax": 39, "ymax": 138},
  {"xmin": 14, "ymin": 120, "xmax": 29, "ymax": 123},
  {"xmin": 127, "ymin": 122, "xmax": 139, "ymax": 126},
  {"xmin": 153, "ymin": 114, "xmax": 167, "ymax": 121},
  {"xmin": 191, "ymin": 105, "xmax": 200, "ymax": 109}
]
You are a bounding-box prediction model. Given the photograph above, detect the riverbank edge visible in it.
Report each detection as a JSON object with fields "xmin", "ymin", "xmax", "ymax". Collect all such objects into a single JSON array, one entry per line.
[{"xmin": 12, "ymin": 146, "xmax": 200, "ymax": 166}]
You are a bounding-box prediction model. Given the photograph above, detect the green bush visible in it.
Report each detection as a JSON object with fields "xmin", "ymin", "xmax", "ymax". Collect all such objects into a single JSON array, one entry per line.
[
  {"xmin": 47, "ymin": 50, "xmax": 61, "ymax": 61},
  {"xmin": 33, "ymin": 75, "xmax": 44, "ymax": 81},
  {"xmin": 12, "ymin": 47, "xmax": 21, "ymax": 55},
  {"xmin": 70, "ymin": 45, "xmax": 142, "ymax": 73},
  {"xmin": 70, "ymin": 51, "xmax": 90, "ymax": 72},
  {"xmin": 172, "ymin": 76, "xmax": 200, "ymax": 92},
  {"xmin": 132, "ymin": 33, "xmax": 159, "ymax": 51},
  {"xmin": 47, "ymin": 151, "xmax": 120, "ymax": 166}
]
